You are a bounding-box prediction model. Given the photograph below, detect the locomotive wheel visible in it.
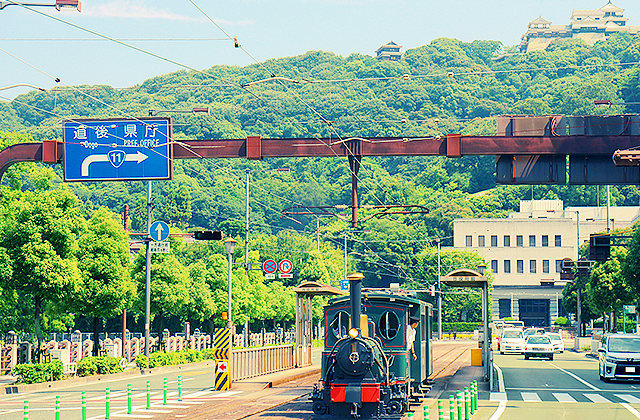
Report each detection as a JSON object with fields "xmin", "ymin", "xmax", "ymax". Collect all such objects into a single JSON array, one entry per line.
[
  {"xmin": 312, "ymin": 401, "xmax": 327, "ymax": 415},
  {"xmin": 387, "ymin": 400, "xmax": 403, "ymax": 415}
]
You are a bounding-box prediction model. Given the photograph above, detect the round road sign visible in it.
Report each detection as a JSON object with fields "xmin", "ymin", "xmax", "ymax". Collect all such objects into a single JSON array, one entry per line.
[
  {"xmin": 149, "ymin": 221, "xmax": 170, "ymax": 242},
  {"xmin": 263, "ymin": 259, "xmax": 277, "ymax": 274},
  {"xmin": 278, "ymin": 259, "xmax": 293, "ymax": 274}
]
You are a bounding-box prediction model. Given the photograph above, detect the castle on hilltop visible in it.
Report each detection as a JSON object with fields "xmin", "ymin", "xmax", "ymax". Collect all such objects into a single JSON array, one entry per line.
[{"xmin": 520, "ymin": 1, "xmax": 640, "ymax": 53}]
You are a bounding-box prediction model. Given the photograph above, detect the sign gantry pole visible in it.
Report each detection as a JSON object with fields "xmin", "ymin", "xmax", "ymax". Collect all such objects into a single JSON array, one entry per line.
[{"xmin": 144, "ymin": 181, "xmax": 152, "ymax": 365}]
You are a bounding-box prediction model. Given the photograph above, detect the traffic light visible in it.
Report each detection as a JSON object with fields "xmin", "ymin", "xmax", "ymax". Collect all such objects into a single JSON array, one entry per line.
[
  {"xmin": 589, "ymin": 234, "xmax": 610, "ymax": 261},
  {"xmin": 193, "ymin": 230, "xmax": 223, "ymax": 241}
]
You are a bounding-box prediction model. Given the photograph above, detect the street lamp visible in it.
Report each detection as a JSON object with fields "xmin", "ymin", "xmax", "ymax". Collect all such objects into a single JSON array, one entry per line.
[
  {"xmin": 224, "ymin": 237, "xmax": 236, "ymax": 386},
  {"xmin": 148, "ymin": 107, "xmax": 210, "ymax": 117},
  {"xmin": 0, "ymin": 0, "xmax": 81, "ymax": 10}
]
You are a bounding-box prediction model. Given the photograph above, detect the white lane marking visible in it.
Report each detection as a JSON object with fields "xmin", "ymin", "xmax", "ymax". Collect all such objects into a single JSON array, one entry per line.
[
  {"xmin": 89, "ymin": 390, "xmax": 130, "ymax": 401},
  {"xmin": 584, "ymin": 393, "xmax": 612, "ymax": 403},
  {"xmin": 152, "ymin": 404, "xmax": 190, "ymax": 409},
  {"xmin": 521, "ymin": 392, "xmax": 541, "ymax": 402},
  {"xmin": 490, "ymin": 392, "xmax": 507, "ymax": 401},
  {"xmin": 107, "ymin": 414, "xmax": 154, "ymax": 419},
  {"xmin": 621, "ymin": 403, "xmax": 640, "ymax": 419},
  {"xmin": 494, "ymin": 362, "xmax": 505, "ymax": 393},
  {"xmin": 488, "ymin": 400, "xmax": 507, "ymax": 420},
  {"xmin": 548, "ymin": 363, "xmax": 601, "ymax": 391},
  {"xmin": 552, "ymin": 393, "xmax": 577, "ymax": 402},
  {"xmin": 617, "ymin": 394, "xmax": 640, "ymax": 404}
]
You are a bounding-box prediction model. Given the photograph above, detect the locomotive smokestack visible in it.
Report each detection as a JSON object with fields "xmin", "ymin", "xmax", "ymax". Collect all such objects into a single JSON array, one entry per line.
[{"xmin": 348, "ymin": 272, "xmax": 364, "ymax": 331}]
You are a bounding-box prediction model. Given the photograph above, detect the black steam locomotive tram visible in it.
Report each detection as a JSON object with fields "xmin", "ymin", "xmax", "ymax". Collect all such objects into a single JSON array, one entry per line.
[{"xmin": 311, "ymin": 273, "xmax": 433, "ymax": 418}]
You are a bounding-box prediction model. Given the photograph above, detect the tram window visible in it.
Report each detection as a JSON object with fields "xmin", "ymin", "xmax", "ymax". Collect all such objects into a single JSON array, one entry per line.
[
  {"xmin": 330, "ymin": 311, "xmax": 349, "ymax": 338},
  {"xmin": 378, "ymin": 311, "xmax": 400, "ymax": 340}
]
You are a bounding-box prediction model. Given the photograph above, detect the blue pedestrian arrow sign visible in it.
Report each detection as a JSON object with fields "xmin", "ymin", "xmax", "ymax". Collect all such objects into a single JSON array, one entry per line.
[
  {"xmin": 63, "ymin": 118, "xmax": 172, "ymax": 182},
  {"xmin": 149, "ymin": 221, "xmax": 170, "ymax": 242}
]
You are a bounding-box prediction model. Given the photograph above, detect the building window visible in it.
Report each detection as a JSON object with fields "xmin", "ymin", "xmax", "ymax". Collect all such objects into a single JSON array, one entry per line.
[
  {"xmin": 499, "ymin": 299, "xmax": 511, "ymax": 319},
  {"xmin": 555, "ymin": 235, "xmax": 561, "ymax": 247},
  {"xmin": 504, "ymin": 260, "xmax": 511, "ymax": 273},
  {"xmin": 543, "ymin": 260, "xmax": 550, "ymax": 273},
  {"xmin": 491, "ymin": 235, "xmax": 498, "ymax": 247},
  {"xmin": 466, "ymin": 235, "xmax": 472, "ymax": 247},
  {"xmin": 491, "ymin": 260, "xmax": 498, "ymax": 273},
  {"xmin": 478, "ymin": 235, "xmax": 485, "ymax": 247},
  {"xmin": 517, "ymin": 235, "xmax": 523, "ymax": 247},
  {"xmin": 529, "ymin": 235, "xmax": 536, "ymax": 247},
  {"xmin": 504, "ymin": 236, "xmax": 510, "ymax": 247},
  {"xmin": 530, "ymin": 260, "xmax": 537, "ymax": 273},
  {"xmin": 556, "ymin": 260, "xmax": 563, "ymax": 273},
  {"xmin": 542, "ymin": 235, "xmax": 548, "ymax": 247},
  {"xmin": 517, "ymin": 260, "xmax": 524, "ymax": 273}
]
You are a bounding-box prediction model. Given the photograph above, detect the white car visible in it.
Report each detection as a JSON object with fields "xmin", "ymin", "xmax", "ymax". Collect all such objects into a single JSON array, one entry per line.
[
  {"xmin": 547, "ymin": 333, "xmax": 565, "ymax": 353},
  {"xmin": 500, "ymin": 328, "xmax": 526, "ymax": 354},
  {"xmin": 524, "ymin": 335, "xmax": 554, "ymax": 360},
  {"xmin": 598, "ymin": 334, "xmax": 640, "ymax": 382}
]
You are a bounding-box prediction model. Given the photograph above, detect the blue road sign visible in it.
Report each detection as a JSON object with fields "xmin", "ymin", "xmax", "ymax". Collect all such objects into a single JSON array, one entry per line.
[
  {"xmin": 340, "ymin": 279, "xmax": 349, "ymax": 291},
  {"xmin": 63, "ymin": 118, "xmax": 172, "ymax": 182},
  {"xmin": 149, "ymin": 221, "xmax": 170, "ymax": 242}
]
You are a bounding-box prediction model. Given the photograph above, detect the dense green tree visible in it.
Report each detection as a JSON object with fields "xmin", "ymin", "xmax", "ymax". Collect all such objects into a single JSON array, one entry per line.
[
  {"xmin": 0, "ymin": 188, "xmax": 84, "ymax": 348},
  {"xmin": 589, "ymin": 247, "xmax": 630, "ymax": 331},
  {"xmin": 73, "ymin": 207, "xmax": 135, "ymax": 355}
]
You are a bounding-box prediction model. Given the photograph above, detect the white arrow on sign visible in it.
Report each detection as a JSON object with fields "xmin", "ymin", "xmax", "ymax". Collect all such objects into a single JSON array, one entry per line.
[
  {"xmin": 153, "ymin": 223, "xmax": 165, "ymax": 239},
  {"xmin": 81, "ymin": 151, "xmax": 148, "ymax": 177}
]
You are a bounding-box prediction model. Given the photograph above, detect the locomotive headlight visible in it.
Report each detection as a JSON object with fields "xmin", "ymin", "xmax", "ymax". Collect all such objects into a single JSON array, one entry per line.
[{"xmin": 348, "ymin": 328, "xmax": 359, "ymax": 338}]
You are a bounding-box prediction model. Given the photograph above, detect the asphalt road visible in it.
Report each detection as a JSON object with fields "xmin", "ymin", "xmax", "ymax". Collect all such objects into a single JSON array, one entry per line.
[{"xmin": 484, "ymin": 349, "xmax": 640, "ymax": 420}]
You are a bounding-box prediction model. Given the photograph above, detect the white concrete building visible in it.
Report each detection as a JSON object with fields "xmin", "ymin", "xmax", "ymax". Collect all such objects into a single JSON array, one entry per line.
[{"xmin": 452, "ymin": 200, "xmax": 640, "ymax": 327}]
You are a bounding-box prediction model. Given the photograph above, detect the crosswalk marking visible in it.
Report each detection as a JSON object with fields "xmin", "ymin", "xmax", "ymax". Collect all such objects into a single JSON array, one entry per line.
[
  {"xmin": 583, "ymin": 393, "xmax": 613, "ymax": 403},
  {"xmin": 552, "ymin": 393, "xmax": 577, "ymax": 403},
  {"xmin": 486, "ymin": 391, "xmax": 640, "ymax": 404},
  {"xmin": 521, "ymin": 392, "xmax": 542, "ymax": 402},
  {"xmin": 616, "ymin": 394, "xmax": 640, "ymax": 404}
]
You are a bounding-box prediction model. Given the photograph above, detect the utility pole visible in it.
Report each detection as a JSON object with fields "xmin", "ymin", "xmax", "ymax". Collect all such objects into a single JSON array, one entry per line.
[
  {"xmin": 437, "ymin": 239, "xmax": 442, "ymax": 340},
  {"xmin": 245, "ymin": 169, "xmax": 250, "ymax": 275}
]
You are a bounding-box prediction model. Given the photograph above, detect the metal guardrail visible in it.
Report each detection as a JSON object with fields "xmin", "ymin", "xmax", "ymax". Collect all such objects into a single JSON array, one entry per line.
[{"xmin": 232, "ymin": 344, "xmax": 295, "ymax": 381}]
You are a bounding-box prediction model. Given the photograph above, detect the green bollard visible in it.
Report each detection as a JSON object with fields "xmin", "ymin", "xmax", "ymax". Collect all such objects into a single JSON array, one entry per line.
[
  {"xmin": 55, "ymin": 395, "xmax": 60, "ymax": 420},
  {"xmin": 82, "ymin": 391, "xmax": 86, "ymax": 420},
  {"xmin": 164, "ymin": 378, "xmax": 167, "ymax": 405},
  {"xmin": 470, "ymin": 383, "xmax": 475, "ymax": 415},
  {"xmin": 449, "ymin": 395, "xmax": 454, "ymax": 420},
  {"xmin": 474, "ymin": 381, "xmax": 478, "ymax": 411},
  {"xmin": 106, "ymin": 388, "xmax": 110, "ymax": 419},
  {"xmin": 424, "ymin": 404, "xmax": 429, "ymax": 420},
  {"xmin": 408, "ymin": 413, "xmax": 414, "ymax": 418},
  {"xmin": 456, "ymin": 391, "xmax": 462, "ymax": 420},
  {"xmin": 127, "ymin": 384, "xmax": 132, "ymax": 414},
  {"xmin": 438, "ymin": 399, "xmax": 444, "ymax": 420},
  {"xmin": 178, "ymin": 375, "xmax": 182, "ymax": 402},
  {"xmin": 23, "ymin": 400, "xmax": 28, "ymax": 420},
  {"xmin": 146, "ymin": 380, "xmax": 151, "ymax": 409},
  {"xmin": 464, "ymin": 387, "xmax": 470, "ymax": 420}
]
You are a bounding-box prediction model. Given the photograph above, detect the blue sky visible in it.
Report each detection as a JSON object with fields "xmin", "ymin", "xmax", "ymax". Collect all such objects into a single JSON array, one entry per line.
[{"xmin": 1, "ymin": 0, "xmax": 638, "ymax": 99}]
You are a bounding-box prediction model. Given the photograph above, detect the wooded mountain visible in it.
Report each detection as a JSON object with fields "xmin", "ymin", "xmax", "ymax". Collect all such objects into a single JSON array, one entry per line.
[{"xmin": 2, "ymin": 34, "xmax": 640, "ymax": 290}]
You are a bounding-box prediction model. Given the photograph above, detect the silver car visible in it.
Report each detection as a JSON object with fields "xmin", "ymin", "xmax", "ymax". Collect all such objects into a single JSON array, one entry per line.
[{"xmin": 598, "ymin": 334, "xmax": 640, "ymax": 382}]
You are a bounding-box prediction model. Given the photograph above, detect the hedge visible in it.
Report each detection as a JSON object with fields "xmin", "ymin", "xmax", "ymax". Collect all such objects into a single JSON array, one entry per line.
[
  {"xmin": 135, "ymin": 349, "xmax": 216, "ymax": 369},
  {"xmin": 12, "ymin": 360, "xmax": 64, "ymax": 384},
  {"xmin": 435, "ymin": 322, "xmax": 481, "ymax": 332},
  {"xmin": 77, "ymin": 356, "xmax": 123, "ymax": 377}
]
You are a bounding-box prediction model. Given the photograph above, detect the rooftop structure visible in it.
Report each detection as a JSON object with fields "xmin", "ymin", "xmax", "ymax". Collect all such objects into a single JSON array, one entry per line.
[
  {"xmin": 520, "ymin": 2, "xmax": 640, "ymax": 53},
  {"xmin": 375, "ymin": 41, "xmax": 403, "ymax": 61}
]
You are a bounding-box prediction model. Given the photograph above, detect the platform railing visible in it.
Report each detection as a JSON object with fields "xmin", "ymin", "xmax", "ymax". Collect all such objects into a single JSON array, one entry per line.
[{"xmin": 232, "ymin": 344, "xmax": 295, "ymax": 381}]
